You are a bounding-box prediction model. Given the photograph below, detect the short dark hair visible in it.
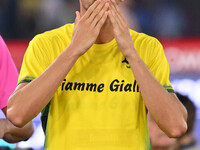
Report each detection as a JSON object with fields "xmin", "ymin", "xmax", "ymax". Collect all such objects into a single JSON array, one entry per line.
[{"xmin": 176, "ymin": 93, "xmax": 196, "ymax": 134}]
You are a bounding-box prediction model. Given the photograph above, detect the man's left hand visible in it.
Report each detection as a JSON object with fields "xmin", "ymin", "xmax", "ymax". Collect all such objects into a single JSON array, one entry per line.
[{"xmin": 108, "ymin": 0, "xmax": 135, "ymax": 58}]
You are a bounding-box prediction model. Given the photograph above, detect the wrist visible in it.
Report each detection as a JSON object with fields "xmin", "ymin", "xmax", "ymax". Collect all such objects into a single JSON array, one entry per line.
[
  {"xmin": 123, "ymin": 46, "xmax": 137, "ymax": 58},
  {"xmin": 65, "ymin": 43, "xmax": 83, "ymax": 59},
  {"xmin": 67, "ymin": 40, "xmax": 89, "ymax": 58},
  {"xmin": 125, "ymin": 48, "xmax": 141, "ymax": 64}
]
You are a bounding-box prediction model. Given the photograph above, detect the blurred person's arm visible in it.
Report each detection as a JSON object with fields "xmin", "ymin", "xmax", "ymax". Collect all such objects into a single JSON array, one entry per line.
[
  {"xmin": 0, "ymin": 107, "xmax": 34, "ymax": 143},
  {"xmin": 7, "ymin": 1, "xmax": 109, "ymax": 127},
  {"xmin": 108, "ymin": 0, "xmax": 187, "ymax": 138},
  {"xmin": 0, "ymin": 35, "xmax": 34, "ymax": 143}
]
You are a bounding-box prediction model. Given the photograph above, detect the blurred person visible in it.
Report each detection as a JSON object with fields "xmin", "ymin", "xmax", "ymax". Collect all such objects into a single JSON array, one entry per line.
[
  {"xmin": 176, "ymin": 93, "xmax": 198, "ymax": 150},
  {"xmin": 149, "ymin": 93, "xmax": 198, "ymax": 150},
  {"xmin": 148, "ymin": 114, "xmax": 177, "ymax": 150},
  {"xmin": 7, "ymin": 0, "xmax": 187, "ymax": 149},
  {"xmin": 0, "ymin": 35, "xmax": 34, "ymax": 143}
]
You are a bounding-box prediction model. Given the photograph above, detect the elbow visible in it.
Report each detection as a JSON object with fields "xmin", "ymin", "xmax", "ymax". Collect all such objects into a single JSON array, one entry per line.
[
  {"xmin": 167, "ymin": 122, "xmax": 187, "ymax": 138},
  {"xmin": 7, "ymin": 110, "xmax": 26, "ymax": 128}
]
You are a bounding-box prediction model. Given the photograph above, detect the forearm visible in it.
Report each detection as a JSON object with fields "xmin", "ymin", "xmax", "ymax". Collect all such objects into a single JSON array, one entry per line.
[
  {"xmin": 0, "ymin": 119, "xmax": 33, "ymax": 143},
  {"xmin": 126, "ymin": 51, "xmax": 187, "ymax": 137},
  {"xmin": 7, "ymin": 44, "xmax": 80, "ymax": 127}
]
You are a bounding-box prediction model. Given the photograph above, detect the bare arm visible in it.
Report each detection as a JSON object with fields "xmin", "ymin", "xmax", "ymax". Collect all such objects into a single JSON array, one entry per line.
[
  {"xmin": 0, "ymin": 107, "xmax": 33, "ymax": 143},
  {"xmin": 127, "ymin": 55, "xmax": 187, "ymax": 138},
  {"xmin": 108, "ymin": 0, "xmax": 187, "ymax": 138},
  {"xmin": 7, "ymin": 0, "xmax": 109, "ymax": 127}
]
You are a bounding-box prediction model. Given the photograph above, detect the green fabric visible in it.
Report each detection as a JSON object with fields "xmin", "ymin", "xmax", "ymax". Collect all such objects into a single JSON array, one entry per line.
[
  {"xmin": 41, "ymin": 103, "xmax": 50, "ymax": 133},
  {"xmin": 17, "ymin": 75, "xmax": 35, "ymax": 85}
]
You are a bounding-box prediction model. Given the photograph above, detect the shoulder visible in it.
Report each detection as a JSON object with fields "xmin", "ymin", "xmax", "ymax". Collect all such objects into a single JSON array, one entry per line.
[
  {"xmin": 130, "ymin": 30, "xmax": 161, "ymax": 47},
  {"xmin": 31, "ymin": 23, "xmax": 74, "ymax": 45},
  {"xmin": 130, "ymin": 30, "xmax": 163, "ymax": 52},
  {"xmin": 129, "ymin": 29, "xmax": 165, "ymax": 66},
  {"xmin": 129, "ymin": 29, "xmax": 162, "ymax": 50}
]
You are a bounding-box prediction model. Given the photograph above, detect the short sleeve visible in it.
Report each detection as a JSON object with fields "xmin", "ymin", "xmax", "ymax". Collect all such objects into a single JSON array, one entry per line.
[
  {"xmin": 0, "ymin": 36, "xmax": 18, "ymax": 109},
  {"xmin": 148, "ymin": 39, "xmax": 174, "ymax": 93},
  {"xmin": 18, "ymin": 35, "xmax": 50, "ymax": 85}
]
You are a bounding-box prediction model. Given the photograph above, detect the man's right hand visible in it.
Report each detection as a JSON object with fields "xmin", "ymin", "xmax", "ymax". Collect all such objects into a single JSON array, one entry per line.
[{"xmin": 70, "ymin": 0, "xmax": 109, "ymax": 56}]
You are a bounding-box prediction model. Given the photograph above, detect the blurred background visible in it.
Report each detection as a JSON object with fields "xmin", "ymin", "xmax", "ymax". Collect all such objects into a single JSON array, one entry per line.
[{"xmin": 0, "ymin": 0, "xmax": 200, "ymax": 149}]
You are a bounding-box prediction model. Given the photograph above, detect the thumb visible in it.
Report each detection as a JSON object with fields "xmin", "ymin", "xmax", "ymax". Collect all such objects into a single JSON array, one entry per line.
[{"xmin": 75, "ymin": 11, "xmax": 80, "ymax": 25}]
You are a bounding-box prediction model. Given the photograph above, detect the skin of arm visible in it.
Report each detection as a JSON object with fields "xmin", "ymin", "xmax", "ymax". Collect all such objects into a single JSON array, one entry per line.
[
  {"xmin": 108, "ymin": 0, "xmax": 187, "ymax": 138},
  {"xmin": 7, "ymin": 0, "xmax": 109, "ymax": 128},
  {"xmin": 0, "ymin": 107, "xmax": 33, "ymax": 143}
]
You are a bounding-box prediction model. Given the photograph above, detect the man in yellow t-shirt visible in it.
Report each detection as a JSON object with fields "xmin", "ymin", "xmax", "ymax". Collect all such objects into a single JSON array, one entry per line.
[{"xmin": 7, "ymin": 0, "xmax": 187, "ymax": 150}]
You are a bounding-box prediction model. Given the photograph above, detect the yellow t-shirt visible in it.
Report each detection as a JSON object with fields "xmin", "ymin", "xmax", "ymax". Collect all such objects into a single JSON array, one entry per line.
[{"xmin": 18, "ymin": 23, "xmax": 174, "ymax": 150}]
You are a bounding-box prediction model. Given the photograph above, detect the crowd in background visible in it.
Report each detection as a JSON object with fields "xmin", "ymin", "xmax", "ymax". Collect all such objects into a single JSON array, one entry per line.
[{"xmin": 0, "ymin": 0, "xmax": 200, "ymax": 39}]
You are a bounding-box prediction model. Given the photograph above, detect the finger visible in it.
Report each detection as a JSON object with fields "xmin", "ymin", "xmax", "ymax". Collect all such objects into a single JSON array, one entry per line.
[
  {"xmin": 109, "ymin": 0, "xmax": 122, "ymax": 20},
  {"xmin": 109, "ymin": 1, "xmax": 127, "ymax": 28},
  {"xmin": 95, "ymin": 11, "xmax": 109, "ymax": 29},
  {"xmin": 88, "ymin": 0, "xmax": 107, "ymax": 23},
  {"xmin": 110, "ymin": 0, "xmax": 126, "ymax": 22},
  {"xmin": 75, "ymin": 11, "xmax": 80, "ymax": 25},
  {"xmin": 83, "ymin": 0, "xmax": 101, "ymax": 19},
  {"xmin": 109, "ymin": 3, "xmax": 122, "ymax": 28},
  {"xmin": 91, "ymin": 2, "xmax": 109, "ymax": 27},
  {"xmin": 108, "ymin": 10, "xmax": 119, "ymax": 28}
]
